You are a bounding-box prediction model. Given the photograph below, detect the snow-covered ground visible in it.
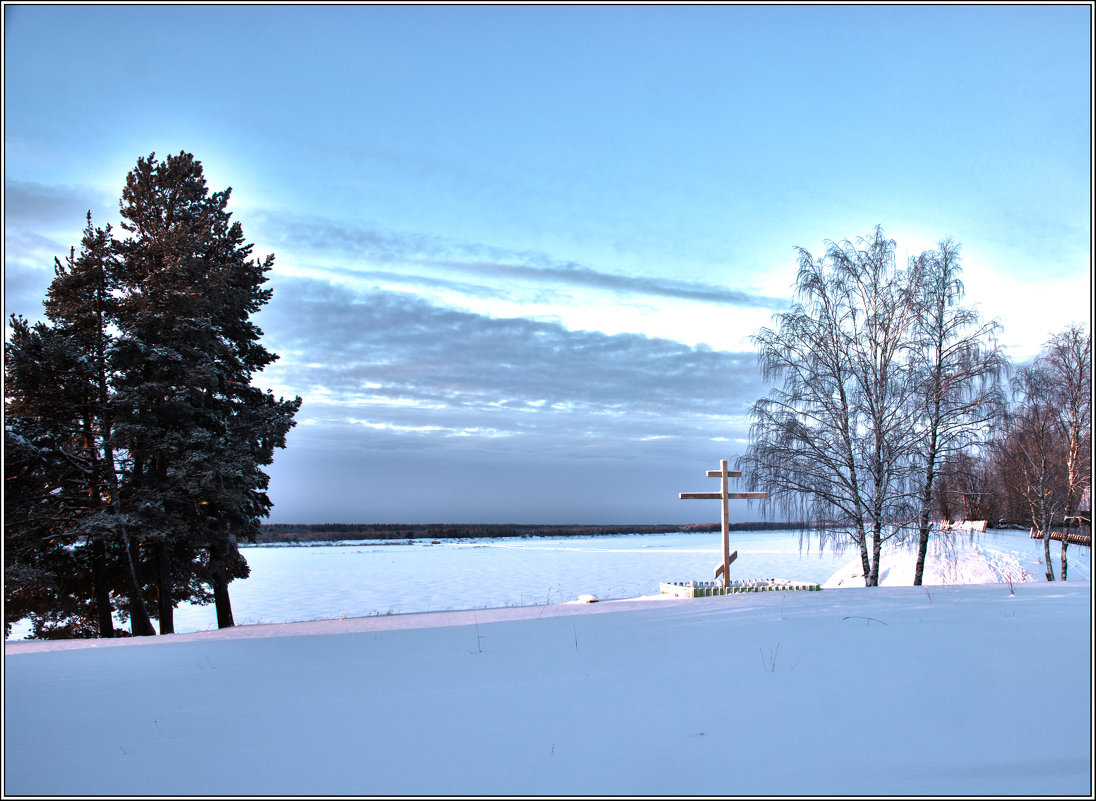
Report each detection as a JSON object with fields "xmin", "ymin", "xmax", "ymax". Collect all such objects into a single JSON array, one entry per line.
[{"xmin": 4, "ymin": 529, "xmax": 1092, "ymax": 796}]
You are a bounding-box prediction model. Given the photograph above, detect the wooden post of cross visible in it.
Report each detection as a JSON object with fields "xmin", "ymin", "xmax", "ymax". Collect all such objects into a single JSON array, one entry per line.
[{"xmin": 680, "ymin": 460, "xmax": 768, "ymax": 586}]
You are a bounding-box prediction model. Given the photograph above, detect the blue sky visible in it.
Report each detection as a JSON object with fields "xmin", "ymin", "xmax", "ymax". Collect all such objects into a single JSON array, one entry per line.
[{"xmin": 4, "ymin": 4, "xmax": 1091, "ymax": 524}]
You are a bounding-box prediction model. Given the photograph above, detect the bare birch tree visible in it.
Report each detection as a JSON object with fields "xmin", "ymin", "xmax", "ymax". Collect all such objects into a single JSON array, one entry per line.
[
  {"xmin": 738, "ymin": 226, "xmax": 924, "ymax": 586},
  {"xmin": 1040, "ymin": 325, "xmax": 1090, "ymax": 580},
  {"xmin": 1002, "ymin": 361, "xmax": 1069, "ymax": 580},
  {"xmin": 993, "ymin": 326, "xmax": 1091, "ymax": 581},
  {"xmin": 1045, "ymin": 326, "xmax": 1091, "ymax": 503},
  {"xmin": 906, "ymin": 239, "xmax": 1006, "ymax": 585}
]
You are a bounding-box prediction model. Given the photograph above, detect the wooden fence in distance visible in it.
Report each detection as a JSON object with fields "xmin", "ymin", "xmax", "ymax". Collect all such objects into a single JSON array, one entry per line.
[{"xmin": 1029, "ymin": 528, "xmax": 1092, "ymax": 547}]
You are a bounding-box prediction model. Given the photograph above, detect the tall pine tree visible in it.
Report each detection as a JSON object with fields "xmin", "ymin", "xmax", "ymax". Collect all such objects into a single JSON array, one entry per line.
[
  {"xmin": 110, "ymin": 151, "xmax": 300, "ymax": 633},
  {"xmin": 47, "ymin": 216, "xmax": 158, "ymax": 635},
  {"xmin": 4, "ymin": 152, "xmax": 300, "ymax": 638},
  {"xmin": 6, "ymin": 216, "xmax": 158, "ymax": 637}
]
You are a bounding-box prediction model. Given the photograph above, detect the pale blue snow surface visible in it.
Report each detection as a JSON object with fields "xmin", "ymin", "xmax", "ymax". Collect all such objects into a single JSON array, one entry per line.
[{"xmin": 4, "ymin": 580, "xmax": 1091, "ymax": 795}]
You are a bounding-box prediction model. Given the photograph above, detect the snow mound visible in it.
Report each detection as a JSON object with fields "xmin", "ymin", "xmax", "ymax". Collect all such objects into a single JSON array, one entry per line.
[{"xmin": 823, "ymin": 531, "xmax": 1041, "ymax": 588}]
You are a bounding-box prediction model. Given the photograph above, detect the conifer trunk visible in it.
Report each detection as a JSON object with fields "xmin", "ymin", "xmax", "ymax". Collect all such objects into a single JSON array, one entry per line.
[
  {"xmin": 124, "ymin": 537, "xmax": 156, "ymax": 636},
  {"xmin": 157, "ymin": 540, "xmax": 174, "ymax": 634},
  {"xmin": 213, "ymin": 580, "xmax": 235, "ymax": 629},
  {"xmin": 115, "ymin": 524, "xmax": 156, "ymax": 636},
  {"xmin": 104, "ymin": 438, "xmax": 155, "ymax": 635},
  {"xmin": 91, "ymin": 538, "xmax": 115, "ymax": 638},
  {"xmin": 209, "ymin": 538, "xmax": 235, "ymax": 629}
]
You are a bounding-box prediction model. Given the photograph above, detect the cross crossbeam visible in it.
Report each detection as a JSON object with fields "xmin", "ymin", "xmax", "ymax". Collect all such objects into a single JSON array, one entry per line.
[
  {"xmin": 679, "ymin": 492, "xmax": 770, "ymax": 500},
  {"xmin": 680, "ymin": 460, "xmax": 768, "ymax": 586}
]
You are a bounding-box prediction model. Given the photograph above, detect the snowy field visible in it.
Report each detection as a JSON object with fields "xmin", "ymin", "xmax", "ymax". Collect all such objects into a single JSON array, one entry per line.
[{"xmin": 4, "ymin": 528, "xmax": 1092, "ymax": 796}]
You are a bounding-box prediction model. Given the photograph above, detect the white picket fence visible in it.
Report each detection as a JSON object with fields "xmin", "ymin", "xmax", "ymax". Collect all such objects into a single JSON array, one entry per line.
[{"xmin": 660, "ymin": 578, "xmax": 821, "ymax": 598}]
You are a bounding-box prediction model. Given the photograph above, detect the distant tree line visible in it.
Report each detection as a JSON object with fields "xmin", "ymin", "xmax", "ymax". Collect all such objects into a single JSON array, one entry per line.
[
  {"xmin": 739, "ymin": 226, "xmax": 1090, "ymax": 585},
  {"xmin": 255, "ymin": 521, "xmax": 803, "ymax": 544},
  {"xmin": 5, "ymin": 152, "xmax": 302, "ymax": 639}
]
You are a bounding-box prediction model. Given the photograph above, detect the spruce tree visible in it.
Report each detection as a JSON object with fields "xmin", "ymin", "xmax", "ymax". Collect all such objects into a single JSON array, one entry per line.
[
  {"xmin": 4, "ymin": 318, "xmax": 106, "ymax": 638},
  {"xmin": 6, "ymin": 216, "xmax": 158, "ymax": 636},
  {"xmin": 45, "ymin": 216, "xmax": 159, "ymax": 635},
  {"xmin": 4, "ymin": 152, "xmax": 300, "ymax": 638},
  {"xmin": 5, "ymin": 207, "xmax": 135, "ymax": 639},
  {"xmin": 111, "ymin": 151, "xmax": 300, "ymax": 632}
]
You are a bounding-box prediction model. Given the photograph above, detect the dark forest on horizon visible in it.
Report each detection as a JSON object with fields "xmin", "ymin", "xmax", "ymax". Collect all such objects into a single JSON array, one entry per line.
[
  {"xmin": 256, "ymin": 521, "xmax": 802, "ymax": 544},
  {"xmin": 256, "ymin": 518, "xmax": 1084, "ymax": 545}
]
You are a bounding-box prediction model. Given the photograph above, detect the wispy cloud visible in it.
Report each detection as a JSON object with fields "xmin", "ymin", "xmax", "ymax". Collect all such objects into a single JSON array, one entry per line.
[
  {"xmin": 254, "ymin": 211, "xmax": 788, "ymax": 309},
  {"xmin": 420, "ymin": 258, "xmax": 788, "ymax": 308},
  {"xmin": 306, "ymin": 265, "xmax": 517, "ymax": 303}
]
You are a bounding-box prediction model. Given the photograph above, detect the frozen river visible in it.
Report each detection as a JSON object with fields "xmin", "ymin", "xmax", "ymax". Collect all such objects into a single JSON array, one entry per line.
[{"xmin": 177, "ymin": 528, "xmax": 848, "ymax": 632}]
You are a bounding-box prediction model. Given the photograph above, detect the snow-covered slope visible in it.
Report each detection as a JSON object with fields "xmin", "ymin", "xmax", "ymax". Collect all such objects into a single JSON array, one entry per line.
[{"xmin": 5, "ymin": 540, "xmax": 1091, "ymax": 797}]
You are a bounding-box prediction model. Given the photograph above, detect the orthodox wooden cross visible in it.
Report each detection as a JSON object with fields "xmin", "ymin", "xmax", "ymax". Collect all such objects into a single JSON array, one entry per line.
[{"xmin": 680, "ymin": 460, "xmax": 768, "ymax": 586}]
